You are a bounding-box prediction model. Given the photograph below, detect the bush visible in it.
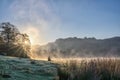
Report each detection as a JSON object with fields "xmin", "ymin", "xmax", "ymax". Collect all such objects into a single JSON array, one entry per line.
[{"xmin": 48, "ymin": 56, "xmax": 51, "ymax": 61}]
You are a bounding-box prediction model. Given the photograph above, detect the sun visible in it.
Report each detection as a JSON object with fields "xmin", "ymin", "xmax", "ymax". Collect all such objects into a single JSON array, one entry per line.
[
  {"xmin": 24, "ymin": 40, "xmax": 30, "ymax": 45},
  {"xmin": 22, "ymin": 26, "xmax": 41, "ymax": 45}
]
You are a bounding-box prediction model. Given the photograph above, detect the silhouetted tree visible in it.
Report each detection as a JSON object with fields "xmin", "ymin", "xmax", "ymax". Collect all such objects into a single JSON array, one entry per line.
[
  {"xmin": 0, "ymin": 22, "xmax": 31, "ymax": 58},
  {"xmin": 0, "ymin": 22, "xmax": 19, "ymax": 44},
  {"xmin": 0, "ymin": 36, "xmax": 4, "ymax": 43}
]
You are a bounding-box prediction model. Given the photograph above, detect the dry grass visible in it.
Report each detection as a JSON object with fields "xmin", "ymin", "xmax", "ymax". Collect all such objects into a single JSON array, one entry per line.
[{"xmin": 57, "ymin": 58, "xmax": 120, "ymax": 80}]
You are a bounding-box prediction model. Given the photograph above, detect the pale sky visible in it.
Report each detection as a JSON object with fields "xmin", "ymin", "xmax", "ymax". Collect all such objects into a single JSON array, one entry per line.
[{"xmin": 0, "ymin": 0, "xmax": 120, "ymax": 45}]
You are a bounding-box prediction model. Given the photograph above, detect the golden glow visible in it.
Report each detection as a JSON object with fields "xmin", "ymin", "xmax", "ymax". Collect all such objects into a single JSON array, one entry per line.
[
  {"xmin": 22, "ymin": 26, "xmax": 41, "ymax": 45},
  {"xmin": 24, "ymin": 40, "xmax": 29, "ymax": 44}
]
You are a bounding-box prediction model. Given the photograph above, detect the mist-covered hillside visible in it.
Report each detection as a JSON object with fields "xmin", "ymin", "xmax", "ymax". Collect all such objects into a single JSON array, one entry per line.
[{"xmin": 36, "ymin": 37, "xmax": 120, "ymax": 57}]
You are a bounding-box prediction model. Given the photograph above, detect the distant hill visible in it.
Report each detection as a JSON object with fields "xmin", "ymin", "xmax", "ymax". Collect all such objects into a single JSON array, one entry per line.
[{"xmin": 35, "ymin": 37, "xmax": 120, "ymax": 57}]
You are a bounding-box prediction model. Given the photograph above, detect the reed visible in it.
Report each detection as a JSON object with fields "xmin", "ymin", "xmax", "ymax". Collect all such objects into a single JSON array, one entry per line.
[{"xmin": 57, "ymin": 58, "xmax": 120, "ymax": 80}]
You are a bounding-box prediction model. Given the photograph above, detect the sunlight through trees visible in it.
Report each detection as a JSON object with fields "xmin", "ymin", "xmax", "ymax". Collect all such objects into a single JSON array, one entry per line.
[{"xmin": 0, "ymin": 22, "xmax": 31, "ymax": 58}]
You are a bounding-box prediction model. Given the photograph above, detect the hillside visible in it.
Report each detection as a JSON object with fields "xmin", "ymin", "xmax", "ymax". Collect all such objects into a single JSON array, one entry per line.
[
  {"xmin": 36, "ymin": 37, "xmax": 120, "ymax": 57},
  {"xmin": 0, "ymin": 55, "xmax": 57, "ymax": 80}
]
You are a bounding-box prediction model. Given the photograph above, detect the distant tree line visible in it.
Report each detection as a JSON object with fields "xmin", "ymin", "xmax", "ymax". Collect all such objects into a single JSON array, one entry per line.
[{"xmin": 0, "ymin": 22, "xmax": 31, "ymax": 58}]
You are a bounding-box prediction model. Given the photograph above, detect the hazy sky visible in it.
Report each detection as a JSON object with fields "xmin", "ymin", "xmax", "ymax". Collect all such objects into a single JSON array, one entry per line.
[{"xmin": 0, "ymin": 0, "xmax": 120, "ymax": 45}]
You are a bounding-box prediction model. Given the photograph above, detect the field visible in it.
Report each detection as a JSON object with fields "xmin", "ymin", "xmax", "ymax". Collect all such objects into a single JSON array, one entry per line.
[
  {"xmin": 57, "ymin": 58, "xmax": 120, "ymax": 80},
  {"xmin": 0, "ymin": 55, "xmax": 57, "ymax": 80},
  {"xmin": 0, "ymin": 56, "xmax": 120, "ymax": 80}
]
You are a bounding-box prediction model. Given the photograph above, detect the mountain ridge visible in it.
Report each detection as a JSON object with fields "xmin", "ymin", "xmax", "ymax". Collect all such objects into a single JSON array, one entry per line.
[{"xmin": 34, "ymin": 36, "xmax": 120, "ymax": 57}]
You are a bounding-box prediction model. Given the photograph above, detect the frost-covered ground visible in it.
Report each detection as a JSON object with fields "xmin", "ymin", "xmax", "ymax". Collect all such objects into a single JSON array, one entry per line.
[{"xmin": 0, "ymin": 55, "xmax": 58, "ymax": 80}]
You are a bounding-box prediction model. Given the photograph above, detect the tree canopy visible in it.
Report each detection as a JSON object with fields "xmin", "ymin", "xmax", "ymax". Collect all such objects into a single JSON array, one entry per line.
[{"xmin": 0, "ymin": 22, "xmax": 31, "ymax": 58}]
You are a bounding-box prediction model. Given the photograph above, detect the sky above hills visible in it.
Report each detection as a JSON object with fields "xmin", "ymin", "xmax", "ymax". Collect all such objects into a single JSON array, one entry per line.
[{"xmin": 0, "ymin": 0, "xmax": 120, "ymax": 45}]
